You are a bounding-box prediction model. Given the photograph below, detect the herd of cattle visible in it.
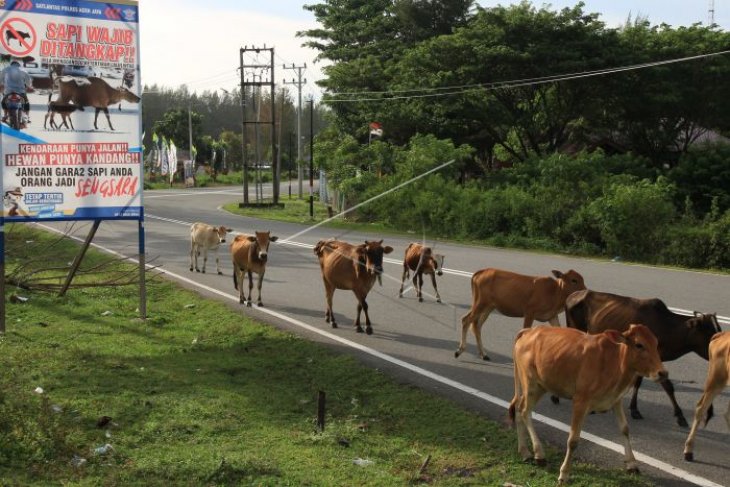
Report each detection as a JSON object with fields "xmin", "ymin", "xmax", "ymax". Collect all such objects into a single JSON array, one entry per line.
[{"xmin": 189, "ymin": 221, "xmax": 728, "ymax": 484}]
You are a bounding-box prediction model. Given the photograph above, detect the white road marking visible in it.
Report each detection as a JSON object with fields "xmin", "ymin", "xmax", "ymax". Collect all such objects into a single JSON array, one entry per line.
[{"xmin": 35, "ymin": 219, "xmax": 726, "ymax": 487}]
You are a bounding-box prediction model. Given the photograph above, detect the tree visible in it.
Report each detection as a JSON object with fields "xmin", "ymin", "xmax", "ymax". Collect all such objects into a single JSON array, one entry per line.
[{"xmin": 152, "ymin": 108, "xmax": 203, "ymax": 154}]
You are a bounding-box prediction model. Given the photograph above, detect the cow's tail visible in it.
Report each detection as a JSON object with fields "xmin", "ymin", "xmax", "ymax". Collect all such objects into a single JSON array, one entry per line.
[
  {"xmin": 232, "ymin": 265, "xmax": 238, "ymax": 290},
  {"xmin": 508, "ymin": 356, "xmax": 522, "ymax": 427}
]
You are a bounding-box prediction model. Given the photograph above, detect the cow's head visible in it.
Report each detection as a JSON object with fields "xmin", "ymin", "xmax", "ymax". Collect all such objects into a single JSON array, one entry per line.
[
  {"xmin": 432, "ymin": 253, "xmax": 445, "ymax": 276},
  {"xmin": 607, "ymin": 323, "xmax": 667, "ymax": 382},
  {"xmin": 687, "ymin": 311, "xmax": 722, "ymax": 360},
  {"xmin": 215, "ymin": 226, "xmax": 232, "ymax": 245},
  {"xmin": 552, "ymin": 269, "xmax": 586, "ymax": 295},
  {"xmin": 356, "ymin": 240, "xmax": 393, "ymax": 285},
  {"xmin": 246, "ymin": 231, "xmax": 278, "ymax": 262},
  {"xmin": 118, "ymin": 87, "xmax": 141, "ymax": 104}
]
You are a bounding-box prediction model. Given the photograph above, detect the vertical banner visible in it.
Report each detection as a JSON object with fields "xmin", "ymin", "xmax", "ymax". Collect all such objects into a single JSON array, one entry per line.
[{"xmin": 0, "ymin": 0, "xmax": 141, "ymax": 221}]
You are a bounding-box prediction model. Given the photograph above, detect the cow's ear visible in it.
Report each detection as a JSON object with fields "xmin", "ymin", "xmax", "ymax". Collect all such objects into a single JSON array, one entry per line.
[
  {"xmin": 246, "ymin": 236, "xmax": 256, "ymax": 242},
  {"xmin": 551, "ymin": 270, "xmax": 564, "ymax": 279},
  {"xmin": 270, "ymin": 236, "xmax": 278, "ymax": 242},
  {"xmin": 605, "ymin": 329, "xmax": 626, "ymax": 344},
  {"xmin": 383, "ymin": 246, "xmax": 393, "ymax": 254}
]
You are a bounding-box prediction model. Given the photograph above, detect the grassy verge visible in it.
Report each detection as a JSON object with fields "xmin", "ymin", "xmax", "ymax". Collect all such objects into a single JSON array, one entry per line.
[{"xmin": 0, "ymin": 225, "xmax": 654, "ymax": 486}]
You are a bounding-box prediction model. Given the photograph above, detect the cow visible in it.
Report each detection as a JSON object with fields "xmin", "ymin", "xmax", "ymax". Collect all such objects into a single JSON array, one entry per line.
[
  {"xmin": 455, "ymin": 268, "xmax": 586, "ymax": 361},
  {"xmin": 44, "ymin": 97, "xmax": 83, "ymax": 130},
  {"xmin": 684, "ymin": 331, "xmax": 730, "ymax": 461},
  {"xmin": 398, "ymin": 243, "xmax": 444, "ymax": 303},
  {"xmin": 6, "ymin": 30, "xmax": 30, "ymax": 45},
  {"xmin": 230, "ymin": 231, "xmax": 278, "ymax": 307},
  {"xmin": 53, "ymin": 76, "xmax": 140, "ymax": 130},
  {"xmin": 314, "ymin": 239, "xmax": 393, "ymax": 335},
  {"xmin": 189, "ymin": 222, "xmax": 231, "ymax": 275},
  {"xmin": 509, "ymin": 324, "xmax": 667, "ymax": 485},
  {"xmin": 565, "ymin": 289, "xmax": 721, "ymax": 427}
]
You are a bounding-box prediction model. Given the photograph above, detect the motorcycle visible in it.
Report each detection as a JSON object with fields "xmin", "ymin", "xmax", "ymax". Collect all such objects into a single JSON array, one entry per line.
[{"xmin": 4, "ymin": 92, "xmax": 26, "ymax": 130}]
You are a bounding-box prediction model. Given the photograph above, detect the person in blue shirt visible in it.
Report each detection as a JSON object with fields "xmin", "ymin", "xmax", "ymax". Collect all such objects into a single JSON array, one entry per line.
[{"xmin": 0, "ymin": 59, "xmax": 33, "ymax": 124}]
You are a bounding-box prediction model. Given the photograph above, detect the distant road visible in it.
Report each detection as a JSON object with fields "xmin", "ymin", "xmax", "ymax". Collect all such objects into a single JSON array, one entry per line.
[{"xmin": 47, "ymin": 186, "xmax": 730, "ymax": 487}]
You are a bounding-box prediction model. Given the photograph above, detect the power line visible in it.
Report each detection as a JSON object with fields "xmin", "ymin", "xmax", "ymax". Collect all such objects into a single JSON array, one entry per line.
[{"xmin": 323, "ymin": 49, "xmax": 730, "ymax": 103}]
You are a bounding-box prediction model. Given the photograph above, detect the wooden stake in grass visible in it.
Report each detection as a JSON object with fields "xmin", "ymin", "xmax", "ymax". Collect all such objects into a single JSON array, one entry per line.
[{"xmin": 317, "ymin": 390, "xmax": 326, "ymax": 432}]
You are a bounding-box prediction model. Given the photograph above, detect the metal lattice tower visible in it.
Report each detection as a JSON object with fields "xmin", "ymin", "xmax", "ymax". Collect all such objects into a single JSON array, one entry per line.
[{"xmin": 709, "ymin": 0, "xmax": 715, "ymax": 25}]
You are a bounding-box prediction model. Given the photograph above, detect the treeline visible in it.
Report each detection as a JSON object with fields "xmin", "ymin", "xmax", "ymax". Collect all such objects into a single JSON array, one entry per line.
[
  {"xmin": 300, "ymin": 1, "xmax": 730, "ymax": 269},
  {"xmin": 141, "ymin": 84, "xmax": 327, "ymax": 172}
]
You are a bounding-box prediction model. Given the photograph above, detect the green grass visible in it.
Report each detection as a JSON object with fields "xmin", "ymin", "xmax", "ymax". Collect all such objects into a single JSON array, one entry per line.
[{"xmin": 0, "ymin": 225, "xmax": 655, "ymax": 486}]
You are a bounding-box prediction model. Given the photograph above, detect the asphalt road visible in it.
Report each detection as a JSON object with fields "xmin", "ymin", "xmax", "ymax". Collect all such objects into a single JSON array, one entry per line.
[{"xmin": 46, "ymin": 186, "xmax": 730, "ymax": 487}]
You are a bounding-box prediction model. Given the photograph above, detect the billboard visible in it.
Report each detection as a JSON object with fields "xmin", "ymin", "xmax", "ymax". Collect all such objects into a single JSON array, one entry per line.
[{"xmin": 0, "ymin": 0, "xmax": 141, "ymax": 221}]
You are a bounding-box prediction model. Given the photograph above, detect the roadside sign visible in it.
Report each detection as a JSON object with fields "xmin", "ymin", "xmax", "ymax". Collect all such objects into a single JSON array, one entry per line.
[{"xmin": 0, "ymin": 17, "xmax": 37, "ymax": 57}]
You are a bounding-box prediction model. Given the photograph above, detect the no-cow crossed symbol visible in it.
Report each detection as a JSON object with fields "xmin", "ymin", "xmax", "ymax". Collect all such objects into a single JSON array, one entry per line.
[{"xmin": 0, "ymin": 17, "xmax": 36, "ymax": 57}]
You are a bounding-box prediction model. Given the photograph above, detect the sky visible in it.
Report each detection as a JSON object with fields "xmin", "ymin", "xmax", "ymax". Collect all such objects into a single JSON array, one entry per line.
[{"xmin": 138, "ymin": 1, "xmax": 729, "ymax": 97}]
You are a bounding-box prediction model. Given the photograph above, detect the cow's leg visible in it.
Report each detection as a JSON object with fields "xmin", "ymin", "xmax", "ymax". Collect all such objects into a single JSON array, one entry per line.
[
  {"xmin": 684, "ymin": 381, "xmax": 725, "ymax": 460},
  {"xmin": 201, "ymin": 247, "xmax": 208, "ymax": 273},
  {"xmin": 558, "ymin": 399, "xmax": 589, "ymax": 484},
  {"xmin": 456, "ymin": 304, "xmax": 491, "ymax": 360},
  {"xmin": 94, "ymin": 108, "xmax": 101, "ymax": 130},
  {"xmin": 189, "ymin": 242, "xmax": 195, "ymax": 271},
  {"xmin": 612, "ymin": 400, "xmax": 640, "ymax": 473},
  {"xmin": 362, "ymin": 296, "xmax": 372, "ymax": 335},
  {"xmin": 520, "ymin": 383, "xmax": 547, "ymax": 466},
  {"xmin": 412, "ymin": 274, "xmax": 421, "ymax": 301},
  {"xmin": 430, "ymin": 272, "xmax": 441, "ymax": 303},
  {"xmin": 104, "ymin": 107, "xmax": 114, "ymax": 131},
  {"xmin": 629, "ymin": 376, "xmax": 643, "ymax": 420},
  {"xmin": 246, "ymin": 270, "xmax": 254, "ymax": 307},
  {"xmin": 324, "ymin": 281, "xmax": 336, "ymax": 328},
  {"xmin": 67, "ymin": 114, "xmax": 74, "ymax": 131},
  {"xmin": 256, "ymin": 270, "xmax": 264, "ymax": 306},
  {"xmin": 659, "ymin": 377, "xmax": 689, "ymax": 427},
  {"xmin": 510, "ymin": 363, "xmax": 531, "ymax": 461},
  {"xmin": 417, "ymin": 273, "xmax": 424, "ymax": 302},
  {"xmin": 398, "ymin": 265, "xmax": 409, "ymax": 297},
  {"xmin": 236, "ymin": 267, "xmax": 246, "ymax": 304},
  {"xmin": 522, "ymin": 314, "xmax": 535, "ymax": 329},
  {"xmin": 472, "ymin": 309, "xmax": 493, "ymax": 361},
  {"xmin": 215, "ymin": 248, "xmax": 222, "ymax": 275}
]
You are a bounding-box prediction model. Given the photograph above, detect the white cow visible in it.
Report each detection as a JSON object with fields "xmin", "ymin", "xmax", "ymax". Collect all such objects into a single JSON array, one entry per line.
[{"xmin": 189, "ymin": 222, "xmax": 231, "ymax": 274}]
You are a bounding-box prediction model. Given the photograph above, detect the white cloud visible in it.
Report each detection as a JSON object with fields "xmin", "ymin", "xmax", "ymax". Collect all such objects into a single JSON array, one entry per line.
[{"xmin": 139, "ymin": 0, "xmax": 323, "ymax": 96}]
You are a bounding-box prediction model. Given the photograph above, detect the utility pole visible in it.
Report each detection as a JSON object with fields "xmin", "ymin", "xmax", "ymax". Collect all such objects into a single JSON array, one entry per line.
[
  {"xmin": 309, "ymin": 98, "xmax": 314, "ymax": 219},
  {"xmin": 283, "ymin": 63, "xmax": 306, "ymax": 199},
  {"xmin": 239, "ymin": 46, "xmax": 279, "ymax": 206}
]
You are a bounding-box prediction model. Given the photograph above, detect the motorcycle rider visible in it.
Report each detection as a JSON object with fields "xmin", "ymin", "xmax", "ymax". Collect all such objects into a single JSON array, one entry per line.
[{"xmin": 0, "ymin": 58, "xmax": 33, "ymax": 126}]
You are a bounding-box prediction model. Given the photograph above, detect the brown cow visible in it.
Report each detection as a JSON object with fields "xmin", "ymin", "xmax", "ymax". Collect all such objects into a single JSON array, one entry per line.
[
  {"xmin": 509, "ymin": 324, "xmax": 667, "ymax": 485},
  {"xmin": 54, "ymin": 76, "xmax": 140, "ymax": 130},
  {"xmin": 189, "ymin": 222, "xmax": 231, "ymax": 274},
  {"xmin": 398, "ymin": 243, "xmax": 444, "ymax": 303},
  {"xmin": 684, "ymin": 331, "xmax": 730, "ymax": 461},
  {"xmin": 314, "ymin": 239, "xmax": 393, "ymax": 335},
  {"xmin": 565, "ymin": 289, "xmax": 721, "ymax": 427},
  {"xmin": 230, "ymin": 231, "xmax": 278, "ymax": 307},
  {"xmin": 456, "ymin": 268, "xmax": 586, "ymax": 360}
]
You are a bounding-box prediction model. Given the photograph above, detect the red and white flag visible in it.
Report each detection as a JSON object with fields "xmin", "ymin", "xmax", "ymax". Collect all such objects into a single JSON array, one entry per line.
[{"xmin": 369, "ymin": 121, "xmax": 383, "ymax": 137}]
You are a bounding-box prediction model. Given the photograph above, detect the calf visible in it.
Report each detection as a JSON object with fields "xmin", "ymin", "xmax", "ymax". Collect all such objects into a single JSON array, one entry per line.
[
  {"xmin": 44, "ymin": 99, "xmax": 83, "ymax": 130},
  {"xmin": 565, "ymin": 289, "xmax": 721, "ymax": 427},
  {"xmin": 510, "ymin": 324, "xmax": 667, "ymax": 485},
  {"xmin": 456, "ymin": 268, "xmax": 586, "ymax": 361},
  {"xmin": 684, "ymin": 331, "xmax": 730, "ymax": 461},
  {"xmin": 54, "ymin": 76, "xmax": 140, "ymax": 130},
  {"xmin": 398, "ymin": 242, "xmax": 444, "ymax": 303},
  {"xmin": 189, "ymin": 222, "xmax": 231, "ymax": 274},
  {"xmin": 314, "ymin": 239, "xmax": 393, "ymax": 335},
  {"xmin": 230, "ymin": 231, "xmax": 278, "ymax": 307}
]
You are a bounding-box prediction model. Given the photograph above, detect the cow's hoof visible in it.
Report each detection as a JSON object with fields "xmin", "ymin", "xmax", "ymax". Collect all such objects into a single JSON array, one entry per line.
[
  {"xmin": 202, "ymin": 270, "xmax": 206, "ymax": 274},
  {"xmin": 436, "ymin": 299, "xmax": 441, "ymax": 303},
  {"xmin": 257, "ymin": 302, "xmax": 263, "ymax": 307},
  {"xmin": 246, "ymin": 301, "xmax": 252, "ymax": 308},
  {"xmin": 454, "ymin": 350, "xmax": 461, "ymax": 358},
  {"xmin": 550, "ymin": 395, "xmax": 560, "ymax": 405},
  {"xmin": 189, "ymin": 267, "xmax": 193, "ymax": 272},
  {"xmin": 355, "ymin": 326, "xmax": 364, "ymax": 333},
  {"xmin": 217, "ymin": 271, "xmax": 223, "ymax": 275},
  {"xmin": 481, "ymin": 355, "xmax": 491, "ymax": 361},
  {"xmin": 418, "ymin": 297, "xmax": 423, "ymax": 302},
  {"xmin": 630, "ymin": 410, "xmax": 643, "ymax": 420},
  {"xmin": 331, "ymin": 322, "xmax": 338, "ymax": 329},
  {"xmin": 684, "ymin": 452, "xmax": 694, "ymax": 462},
  {"xmin": 398, "ymin": 294, "xmax": 403, "ymax": 298},
  {"xmin": 535, "ymin": 458, "xmax": 547, "ymax": 467},
  {"xmin": 239, "ymin": 299, "xmax": 245, "ymax": 305},
  {"xmin": 626, "ymin": 466, "xmax": 640, "ymax": 475},
  {"xmin": 365, "ymin": 327, "xmax": 373, "ymax": 335},
  {"xmin": 677, "ymin": 416, "xmax": 689, "ymax": 428}
]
